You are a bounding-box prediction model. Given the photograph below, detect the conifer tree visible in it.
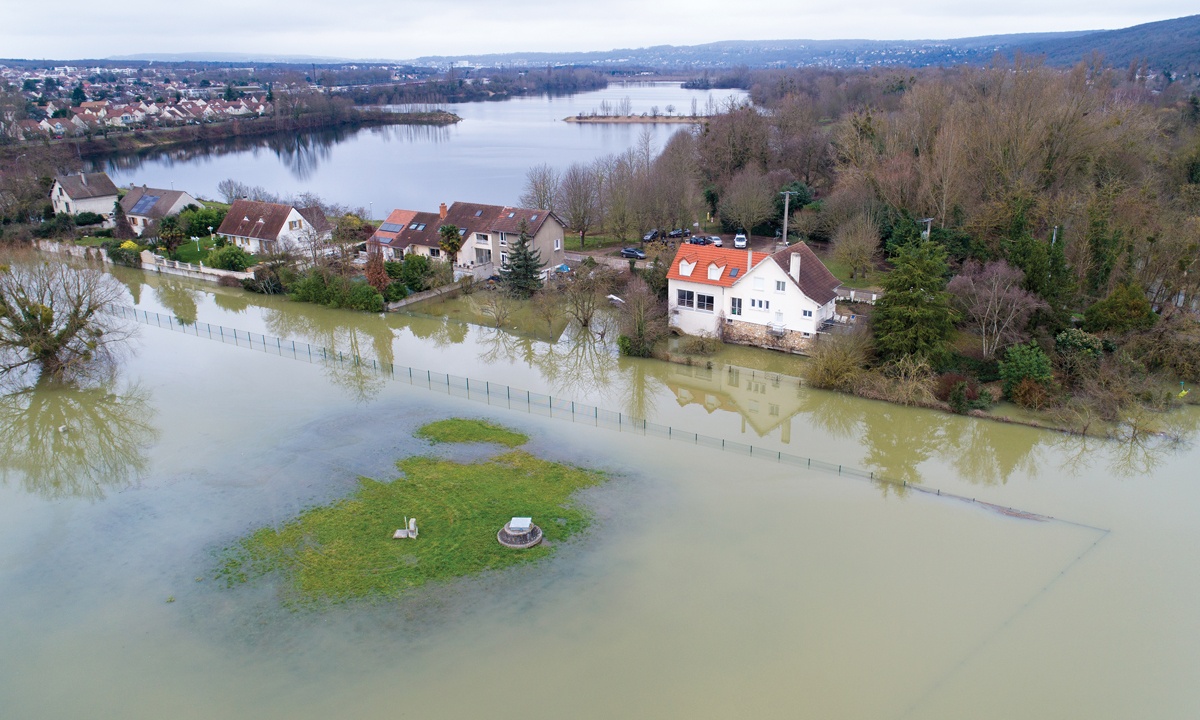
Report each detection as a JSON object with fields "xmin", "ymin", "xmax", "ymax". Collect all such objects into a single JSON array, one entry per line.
[
  {"xmin": 499, "ymin": 219, "xmax": 544, "ymax": 298},
  {"xmin": 872, "ymin": 239, "xmax": 957, "ymax": 363}
]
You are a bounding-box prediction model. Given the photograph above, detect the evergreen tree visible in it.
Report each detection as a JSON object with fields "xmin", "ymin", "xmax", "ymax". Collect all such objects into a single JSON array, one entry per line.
[
  {"xmin": 498, "ymin": 219, "xmax": 544, "ymax": 298},
  {"xmin": 873, "ymin": 239, "xmax": 957, "ymax": 364},
  {"xmin": 113, "ymin": 199, "xmax": 134, "ymax": 240}
]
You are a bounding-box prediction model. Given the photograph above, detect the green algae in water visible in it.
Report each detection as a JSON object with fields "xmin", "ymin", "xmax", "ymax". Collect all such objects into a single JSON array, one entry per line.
[{"xmin": 218, "ymin": 419, "xmax": 603, "ymax": 604}]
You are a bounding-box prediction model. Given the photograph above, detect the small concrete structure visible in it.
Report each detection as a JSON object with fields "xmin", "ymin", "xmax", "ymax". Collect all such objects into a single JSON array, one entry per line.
[
  {"xmin": 498, "ymin": 516, "xmax": 542, "ymax": 549},
  {"xmin": 393, "ymin": 517, "xmax": 419, "ymax": 539}
]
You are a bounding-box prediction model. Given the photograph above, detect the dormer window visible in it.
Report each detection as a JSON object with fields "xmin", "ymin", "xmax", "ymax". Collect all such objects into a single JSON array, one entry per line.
[
  {"xmin": 707, "ymin": 263, "xmax": 725, "ymax": 281},
  {"xmin": 678, "ymin": 259, "xmax": 696, "ymax": 277}
]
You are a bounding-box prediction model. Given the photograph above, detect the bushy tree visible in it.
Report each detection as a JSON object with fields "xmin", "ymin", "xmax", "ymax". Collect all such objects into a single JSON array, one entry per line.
[
  {"xmin": 872, "ymin": 239, "xmax": 957, "ymax": 363},
  {"xmin": 998, "ymin": 342, "xmax": 1054, "ymax": 400},
  {"xmin": 205, "ymin": 245, "xmax": 252, "ymax": 271},
  {"xmin": 617, "ymin": 276, "xmax": 666, "ymax": 357},
  {"xmin": 498, "ymin": 219, "xmax": 543, "ymax": 298},
  {"xmin": 1084, "ymin": 283, "xmax": 1157, "ymax": 334}
]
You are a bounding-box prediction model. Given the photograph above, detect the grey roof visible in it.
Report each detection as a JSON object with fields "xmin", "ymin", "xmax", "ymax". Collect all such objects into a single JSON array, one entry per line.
[
  {"xmin": 119, "ymin": 185, "xmax": 194, "ymax": 220},
  {"xmin": 54, "ymin": 173, "xmax": 118, "ymax": 201},
  {"xmin": 769, "ymin": 243, "xmax": 841, "ymax": 305}
]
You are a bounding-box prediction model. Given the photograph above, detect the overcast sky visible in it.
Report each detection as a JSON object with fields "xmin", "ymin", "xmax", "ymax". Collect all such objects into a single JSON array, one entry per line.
[{"xmin": 1, "ymin": 1, "xmax": 1189, "ymax": 61}]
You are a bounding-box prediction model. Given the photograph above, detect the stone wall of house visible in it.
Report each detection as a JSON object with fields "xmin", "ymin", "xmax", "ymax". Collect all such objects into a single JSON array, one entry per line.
[{"xmin": 722, "ymin": 319, "xmax": 815, "ymax": 355}]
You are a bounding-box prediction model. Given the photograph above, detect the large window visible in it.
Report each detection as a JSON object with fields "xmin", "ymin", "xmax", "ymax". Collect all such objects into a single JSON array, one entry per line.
[
  {"xmin": 697, "ymin": 294, "xmax": 714, "ymax": 312},
  {"xmin": 677, "ymin": 289, "xmax": 695, "ymax": 308},
  {"xmin": 730, "ymin": 298, "xmax": 742, "ymax": 316}
]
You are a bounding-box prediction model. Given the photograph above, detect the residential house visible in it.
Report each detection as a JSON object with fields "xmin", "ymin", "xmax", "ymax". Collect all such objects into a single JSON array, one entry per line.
[
  {"xmin": 367, "ymin": 208, "xmax": 419, "ymax": 260},
  {"xmin": 386, "ymin": 201, "xmax": 566, "ymax": 278},
  {"xmin": 119, "ymin": 185, "xmax": 203, "ymax": 236},
  {"xmin": 50, "ymin": 172, "xmax": 119, "ymax": 221},
  {"xmin": 215, "ymin": 198, "xmax": 331, "ymax": 255},
  {"xmin": 667, "ymin": 243, "xmax": 841, "ymax": 353}
]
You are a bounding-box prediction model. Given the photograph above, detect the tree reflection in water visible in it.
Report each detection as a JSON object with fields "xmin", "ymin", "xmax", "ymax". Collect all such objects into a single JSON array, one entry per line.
[
  {"xmin": 0, "ymin": 379, "xmax": 157, "ymax": 500},
  {"xmin": 263, "ymin": 306, "xmax": 399, "ymax": 403},
  {"xmin": 153, "ymin": 278, "xmax": 201, "ymax": 326}
]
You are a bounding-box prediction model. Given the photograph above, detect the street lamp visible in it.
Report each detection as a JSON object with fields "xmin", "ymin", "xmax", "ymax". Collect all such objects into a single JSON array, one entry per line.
[
  {"xmin": 208, "ymin": 225, "xmax": 214, "ymax": 248},
  {"xmin": 920, "ymin": 217, "xmax": 934, "ymax": 240},
  {"xmin": 780, "ymin": 190, "xmax": 800, "ymax": 245}
]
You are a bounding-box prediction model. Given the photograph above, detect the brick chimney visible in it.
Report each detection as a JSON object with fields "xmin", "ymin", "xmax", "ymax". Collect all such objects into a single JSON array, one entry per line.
[
  {"xmin": 790, "ymin": 251, "xmax": 802, "ymax": 282},
  {"xmin": 439, "ymin": 202, "xmax": 447, "ymax": 220}
]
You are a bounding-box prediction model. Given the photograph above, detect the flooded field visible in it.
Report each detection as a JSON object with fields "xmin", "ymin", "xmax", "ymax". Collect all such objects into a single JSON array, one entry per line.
[{"xmin": 1, "ymin": 271, "xmax": 1198, "ymax": 718}]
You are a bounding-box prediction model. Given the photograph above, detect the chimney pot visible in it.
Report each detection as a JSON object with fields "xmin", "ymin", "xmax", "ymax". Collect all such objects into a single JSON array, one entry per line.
[{"xmin": 439, "ymin": 202, "xmax": 448, "ymax": 220}]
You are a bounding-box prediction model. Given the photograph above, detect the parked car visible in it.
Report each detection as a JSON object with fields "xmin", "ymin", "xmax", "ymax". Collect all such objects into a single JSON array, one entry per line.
[
  {"xmin": 687, "ymin": 236, "xmax": 712, "ymax": 246},
  {"xmin": 710, "ymin": 236, "xmax": 724, "ymax": 247},
  {"xmin": 620, "ymin": 247, "xmax": 647, "ymax": 259},
  {"xmin": 667, "ymin": 228, "xmax": 692, "ymax": 239},
  {"xmin": 733, "ymin": 233, "xmax": 748, "ymax": 249},
  {"xmin": 642, "ymin": 229, "xmax": 661, "ymax": 242}
]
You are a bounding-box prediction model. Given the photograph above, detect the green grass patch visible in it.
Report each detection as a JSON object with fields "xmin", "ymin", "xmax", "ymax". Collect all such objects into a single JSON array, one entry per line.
[
  {"xmin": 74, "ymin": 236, "xmax": 110, "ymax": 247},
  {"xmin": 820, "ymin": 255, "xmax": 885, "ymax": 290},
  {"xmin": 415, "ymin": 417, "xmax": 529, "ymax": 447},
  {"xmin": 171, "ymin": 237, "xmax": 220, "ymax": 264},
  {"xmin": 218, "ymin": 420, "xmax": 604, "ymax": 604}
]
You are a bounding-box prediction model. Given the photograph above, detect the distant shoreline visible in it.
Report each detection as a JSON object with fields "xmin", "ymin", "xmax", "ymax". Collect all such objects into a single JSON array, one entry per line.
[{"xmin": 563, "ymin": 115, "xmax": 705, "ymax": 124}]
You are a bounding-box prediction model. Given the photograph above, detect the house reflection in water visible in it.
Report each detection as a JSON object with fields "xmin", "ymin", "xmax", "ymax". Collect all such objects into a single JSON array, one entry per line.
[{"xmin": 665, "ymin": 363, "xmax": 805, "ymax": 443}]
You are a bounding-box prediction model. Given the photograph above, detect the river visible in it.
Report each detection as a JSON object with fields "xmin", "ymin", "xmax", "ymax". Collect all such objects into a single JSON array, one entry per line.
[
  {"xmin": 91, "ymin": 82, "xmax": 746, "ymax": 215},
  {"xmin": 1, "ymin": 268, "xmax": 1198, "ymax": 718}
]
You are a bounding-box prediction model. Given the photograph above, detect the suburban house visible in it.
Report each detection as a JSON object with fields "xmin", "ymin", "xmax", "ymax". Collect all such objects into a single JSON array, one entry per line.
[
  {"xmin": 49, "ymin": 172, "xmax": 119, "ymax": 222},
  {"xmin": 374, "ymin": 201, "xmax": 567, "ymax": 278},
  {"xmin": 216, "ymin": 198, "xmax": 331, "ymax": 255},
  {"xmin": 367, "ymin": 208, "xmax": 419, "ymax": 260},
  {"xmin": 667, "ymin": 243, "xmax": 841, "ymax": 353},
  {"xmin": 119, "ymin": 185, "xmax": 203, "ymax": 236}
]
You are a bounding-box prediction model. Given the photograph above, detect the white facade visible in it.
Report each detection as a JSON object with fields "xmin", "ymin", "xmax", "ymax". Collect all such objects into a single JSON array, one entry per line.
[
  {"xmin": 668, "ymin": 247, "xmax": 839, "ymax": 341},
  {"xmin": 224, "ymin": 208, "xmax": 326, "ymax": 255},
  {"xmin": 50, "ymin": 180, "xmax": 116, "ymax": 220}
]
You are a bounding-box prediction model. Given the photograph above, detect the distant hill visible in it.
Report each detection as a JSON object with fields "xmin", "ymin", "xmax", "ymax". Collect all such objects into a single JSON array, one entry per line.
[
  {"xmin": 1006, "ymin": 14, "xmax": 1200, "ymax": 73},
  {"xmin": 89, "ymin": 15, "xmax": 1200, "ymax": 75}
]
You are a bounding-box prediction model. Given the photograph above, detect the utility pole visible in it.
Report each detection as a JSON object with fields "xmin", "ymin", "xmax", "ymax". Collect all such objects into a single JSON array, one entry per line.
[{"xmin": 780, "ymin": 191, "xmax": 799, "ymax": 246}]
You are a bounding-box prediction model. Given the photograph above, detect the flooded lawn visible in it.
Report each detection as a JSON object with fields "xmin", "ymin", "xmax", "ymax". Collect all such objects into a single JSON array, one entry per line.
[{"xmin": 1, "ymin": 272, "xmax": 1198, "ymax": 718}]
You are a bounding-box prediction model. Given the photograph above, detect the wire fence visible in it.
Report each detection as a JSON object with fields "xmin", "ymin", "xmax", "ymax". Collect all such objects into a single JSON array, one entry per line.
[{"xmin": 107, "ymin": 303, "xmax": 1103, "ymax": 530}]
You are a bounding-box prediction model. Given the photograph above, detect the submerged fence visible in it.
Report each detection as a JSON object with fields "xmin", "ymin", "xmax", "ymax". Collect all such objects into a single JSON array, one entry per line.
[{"xmin": 107, "ymin": 303, "xmax": 1098, "ymax": 528}]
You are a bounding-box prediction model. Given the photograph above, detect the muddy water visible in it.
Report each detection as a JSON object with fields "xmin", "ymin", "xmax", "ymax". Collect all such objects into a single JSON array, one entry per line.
[{"xmin": 1, "ymin": 273, "xmax": 1198, "ymax": 718}]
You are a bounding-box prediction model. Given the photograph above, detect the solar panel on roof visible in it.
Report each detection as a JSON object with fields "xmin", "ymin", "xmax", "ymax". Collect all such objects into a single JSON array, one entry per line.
[
  {"xmin": 130, "ymin": 194, "xmax": 160, "ymax": 215},
  {"xmin": 378, "ymin": 222, "xmax": 403, "ymax": 233}
]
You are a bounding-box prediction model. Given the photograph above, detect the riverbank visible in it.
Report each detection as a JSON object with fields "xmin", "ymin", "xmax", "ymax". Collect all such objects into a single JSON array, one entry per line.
[
  {"xmin": 563, "ymin": 115, "xmax": 704, "ymax": 124},
  {"xmin": 25, "ymin": 110, "xmax": 460, "ymax": 160}
]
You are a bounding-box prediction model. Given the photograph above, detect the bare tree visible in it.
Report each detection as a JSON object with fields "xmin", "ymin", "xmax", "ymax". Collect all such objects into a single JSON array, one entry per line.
[
  {"xmin": 718, "ymin": 167, "xmax": 774, "ymax": 238},
  {"xmin": 0, "ymin": 254, "xmax": 134, "ymax": 381},
  {"xmin": 617, "ymin": 276, "xmax": 667, "ymax": 357},
  {"xmin": 947, "ymin": 260, "xmax": 1047, "ymax": 358},
  {"xmin": 476, "ymin": 291, "xmax": 515, "ymax": 328},
  {"xmin": 519, "ymin": 163, "xmax": 562, "ymax": 212},
  {"xmin": 217, "ymin": 178, "xmax": 249, "ymax": 204},
  {"xmin": 562, "ymin": 270, "xmax": 611, "ymax": 328},
  {"xmin": 832, "ymin": 213, "xmax": 881, "ymax": 280},
  {"xmin": 559, "ymin": 162, "xmax": 600, "ymax": 249}
]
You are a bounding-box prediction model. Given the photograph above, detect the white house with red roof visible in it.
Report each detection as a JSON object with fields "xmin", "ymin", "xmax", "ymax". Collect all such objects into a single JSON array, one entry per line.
[{"xmin": 667, "ymin": 243, "xmax": 841, "ymax": 353}]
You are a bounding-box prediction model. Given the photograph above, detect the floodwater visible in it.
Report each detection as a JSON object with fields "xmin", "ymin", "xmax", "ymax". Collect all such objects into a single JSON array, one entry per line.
[
  {"xmin": 91, "ymin": 82, "xmax": 747, "ymax": 214},
  {"xmin": 2, "ymin": 270, "xmax": 1199, "ymax": 719}
]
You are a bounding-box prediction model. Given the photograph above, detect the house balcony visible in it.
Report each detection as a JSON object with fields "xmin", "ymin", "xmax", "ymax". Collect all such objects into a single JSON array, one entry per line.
[{"xmin": 766, "ymin": 322, "xmax": 788, "ymax": 337}]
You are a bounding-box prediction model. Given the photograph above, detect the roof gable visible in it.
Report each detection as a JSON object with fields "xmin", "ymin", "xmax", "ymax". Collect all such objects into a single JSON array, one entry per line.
[
  {"xmin": 54, "ymin": 172, "xmax": 118, "ymax": 201},
  {"xmin": 765, "ymin": 243, "xmax": 841, "ymax": 305}
]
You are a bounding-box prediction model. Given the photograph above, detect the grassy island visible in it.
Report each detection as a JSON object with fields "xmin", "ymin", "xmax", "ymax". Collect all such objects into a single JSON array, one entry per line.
[{"xmin": 218, "ymin": 419, "xmax": 604, "ymax": 604}]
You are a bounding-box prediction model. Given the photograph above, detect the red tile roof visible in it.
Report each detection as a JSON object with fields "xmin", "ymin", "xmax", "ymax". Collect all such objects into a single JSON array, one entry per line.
[{"xmin": 666, "ymin": 245, "xmax": 768, "ymax": 288}]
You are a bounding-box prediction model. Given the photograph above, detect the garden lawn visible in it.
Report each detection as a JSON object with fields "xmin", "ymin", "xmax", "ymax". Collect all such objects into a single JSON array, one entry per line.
[{"xmin": 219, "ymin": 419, "xmax": 605, "ymax": 604}]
